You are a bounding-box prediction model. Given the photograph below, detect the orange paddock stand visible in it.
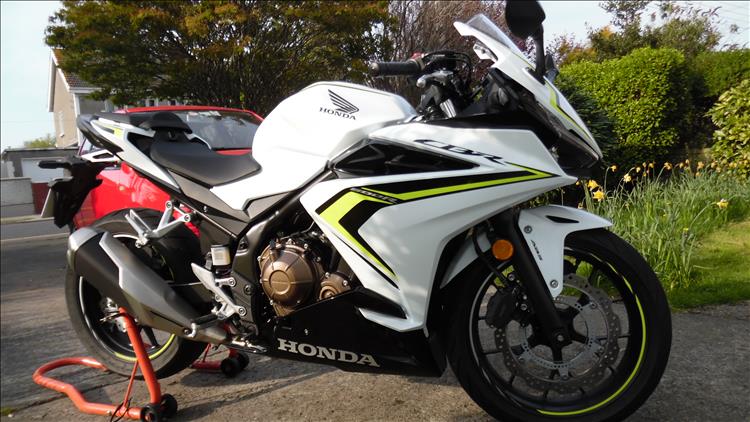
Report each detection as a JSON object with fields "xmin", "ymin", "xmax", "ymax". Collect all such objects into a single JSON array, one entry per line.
[
  {"xmin": 33, "ymin": 308, "xmax": 177, "ymax": 421},
  {"xmin": 190, "ymin": 345, "xmax": 249, "ymax": 377}
]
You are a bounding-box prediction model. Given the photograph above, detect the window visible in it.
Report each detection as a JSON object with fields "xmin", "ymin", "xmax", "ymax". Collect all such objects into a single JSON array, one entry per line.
[
  {"xmin": 168, "ymin": 99, "xmax": 177, "ymax": 106},
  {"xmin": 146, "ymin": 99, "xmax": 156, "ymax": 107},
  {"xmin": 130, "ymin": 110, "xmax": 261, "ymax": 149}
]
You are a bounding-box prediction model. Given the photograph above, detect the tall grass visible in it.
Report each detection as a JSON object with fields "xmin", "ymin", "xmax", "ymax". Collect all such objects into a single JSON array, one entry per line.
[{"xmin": 580, "ymin": 162, "xmax": 750, "ymax": 292}]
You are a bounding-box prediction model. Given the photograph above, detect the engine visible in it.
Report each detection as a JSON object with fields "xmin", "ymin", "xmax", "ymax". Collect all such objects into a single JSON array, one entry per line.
[{"xmin": 258, "ymin": 235, "xmax": 351, "ymax": 316}]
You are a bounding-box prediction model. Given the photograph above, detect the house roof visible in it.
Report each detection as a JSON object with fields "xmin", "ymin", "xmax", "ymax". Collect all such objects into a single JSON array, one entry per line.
[
  {"xmin": 48, "ymin": 49, "xmax": 97, "ymax": 112},
  {"xmin": 51, "ymin": 49, "xmax": 95, "ymax": 89}
]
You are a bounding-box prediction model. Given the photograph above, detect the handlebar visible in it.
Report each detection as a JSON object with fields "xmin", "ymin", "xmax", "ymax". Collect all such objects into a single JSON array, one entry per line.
[{"xmin": 368, "ymin": 59, "xmax": 423, "ymax": 77}]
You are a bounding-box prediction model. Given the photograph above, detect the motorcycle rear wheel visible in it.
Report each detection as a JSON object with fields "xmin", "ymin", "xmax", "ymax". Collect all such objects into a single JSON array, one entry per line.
[
  {"xmin": 442, "ymin": 228, "xmax": 671, "ymax": 421},
  {"xmin": 65, "ymin": 209, "xmax": 207, "ymax": 379}
]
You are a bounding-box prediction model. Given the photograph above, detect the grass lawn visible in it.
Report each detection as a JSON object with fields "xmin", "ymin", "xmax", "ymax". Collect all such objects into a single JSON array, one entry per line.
[{"xmin": 668, "ymin": 220, "xmax": 750, "ymax": 309}]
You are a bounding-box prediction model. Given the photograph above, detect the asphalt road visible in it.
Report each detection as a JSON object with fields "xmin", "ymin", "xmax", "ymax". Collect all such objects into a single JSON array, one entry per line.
[
  {"xmin": 0, "ymin": 219, "xmax": 68, "ymax": 241},
  {"xmin": 1, "ymin": 238, "xmax": 748, "ymax": 421}
]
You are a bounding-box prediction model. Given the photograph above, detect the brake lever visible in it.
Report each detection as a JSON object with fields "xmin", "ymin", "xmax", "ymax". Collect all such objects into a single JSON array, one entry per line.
[{"xmin": 416, "ymin": 70, "xmax": 453, "ymax": 88}]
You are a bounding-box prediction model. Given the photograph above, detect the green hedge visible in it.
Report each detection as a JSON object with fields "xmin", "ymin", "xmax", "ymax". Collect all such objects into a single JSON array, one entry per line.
[
  {"xmin": 694, "ymin": 50, "xmax": 750, "ymax": 98},
  {"xmin": 708, "ymin": 79, "xmax": 750, "ymax": 177},
  {"xmin": 560, "ymin": 48, "xmax": 692, "ymax": 167}
]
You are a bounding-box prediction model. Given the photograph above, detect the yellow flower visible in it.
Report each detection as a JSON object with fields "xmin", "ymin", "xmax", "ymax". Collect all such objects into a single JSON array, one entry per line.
[
  {"xmin": 685, "ymin": 159, "xmax": 690, "ymax": 164},
  {"xmin": 716, "ymin": 199, "xmax": 729, "ymax": 209},
  {"xmin": 623, "ymin": 173, "xmax": 633, "ymax": 183},
  {"xmin": 677, "ymin": 163, "xmax": 684, "ymax": 169},
  {"xmin": 587, "ymin": 180, "xmax": 599, "ymax": 190},
  {"xmin": 610, "ymin": 164, "xmax": 618, "ymax": 172},
  {"xmin": 663, "ymin": 162, "xmax": 673, "ymax": 170},
  {"xmin": 592, "ymin": 190, "xmax": 605, "ymax": 201},
  {"xmin": 710, "ymin": 161, "xmax": 717, "ymax": 168},
  {"xmin": 648, "ymin": 162, "xmax": 655, "ymax": 168},
  {"xmin": 697, "ymin": 161, "xmax": 705, "ymax": 170},
  {"xmin": 695, "ymin": 171, "xmax": 700, "ymax": 177},
  {"xmin": 635, "ymin": 166, "xmax": 642, "ymax": 173},
  {"xmin": 575, "ymin": 180, "xmax": 581, "ymax": 186},
  {"xmin": 577, "ymin": 202, "xmax": 584, "ymax": 209}
]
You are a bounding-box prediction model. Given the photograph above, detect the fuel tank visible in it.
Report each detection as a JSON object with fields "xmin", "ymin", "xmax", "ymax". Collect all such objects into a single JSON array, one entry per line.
[{"xmin": 211, "ymin": 82, "xmax": 416, "ymax": 209}]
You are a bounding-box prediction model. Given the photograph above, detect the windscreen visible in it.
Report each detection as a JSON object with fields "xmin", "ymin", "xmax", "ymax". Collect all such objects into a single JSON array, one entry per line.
[
  {"xmin": 172, "ymin": 110, "xmax": 259, "ymax": 149},
  {"xmin": 464, "ymin": 14, "xmax": 526, "ymax": 58}
]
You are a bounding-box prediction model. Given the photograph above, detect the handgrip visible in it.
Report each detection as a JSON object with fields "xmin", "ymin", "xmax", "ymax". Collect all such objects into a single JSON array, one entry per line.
[{"xmin": 369, "ymin": 60, "xmax": 422, "ymax": 77}]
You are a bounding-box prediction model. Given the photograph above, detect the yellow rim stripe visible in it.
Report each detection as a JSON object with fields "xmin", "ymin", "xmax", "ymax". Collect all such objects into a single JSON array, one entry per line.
[
  {"xmin": 537, "ymin": 265, "xmax": 646, "ymax": 417},
  {"xmin": 114, "ymin": 333, "xmax": 176, "ymax": 362},
  {"xmin": 319, "ymin": 191, "xmax": 395, "ymax": 277}
]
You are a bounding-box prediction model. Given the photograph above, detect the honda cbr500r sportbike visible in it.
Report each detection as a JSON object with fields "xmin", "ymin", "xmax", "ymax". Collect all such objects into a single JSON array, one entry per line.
[{"xmin": 43, "ymin": 2, "xmax": 671, "ymax": 421}]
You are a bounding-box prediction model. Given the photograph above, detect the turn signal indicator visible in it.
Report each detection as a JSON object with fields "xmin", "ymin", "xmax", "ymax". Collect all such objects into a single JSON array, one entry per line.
[{"xmin": 492, "ymin": 239, "xmax": 514, "ymax": 261}]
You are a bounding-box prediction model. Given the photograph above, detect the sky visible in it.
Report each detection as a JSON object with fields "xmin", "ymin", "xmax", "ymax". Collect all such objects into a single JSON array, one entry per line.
[{"xmin": 1, "ymin": 1, "xmax": 748, "ymax": 151}]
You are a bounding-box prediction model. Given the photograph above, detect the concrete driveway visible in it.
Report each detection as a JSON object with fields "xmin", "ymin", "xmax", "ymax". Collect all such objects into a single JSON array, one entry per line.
[{"xmin": 1, "ymin": 237, "xmax": 748, "ymax": 421}]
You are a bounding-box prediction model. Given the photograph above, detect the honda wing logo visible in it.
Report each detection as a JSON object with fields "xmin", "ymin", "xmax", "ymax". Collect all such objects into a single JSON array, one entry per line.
[{"xmin": 320, "ymin": 90, "xmax": 358, "ymax": 120}]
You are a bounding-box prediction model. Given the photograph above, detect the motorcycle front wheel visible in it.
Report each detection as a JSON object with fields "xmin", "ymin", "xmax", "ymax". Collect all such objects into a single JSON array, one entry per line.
[{"xmin": 443, "ymin": 228, "xmax": 671, "ymax": 421}]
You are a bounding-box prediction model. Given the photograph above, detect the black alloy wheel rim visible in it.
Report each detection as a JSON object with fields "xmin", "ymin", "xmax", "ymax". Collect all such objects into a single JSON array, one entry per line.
[{"xmin": 468, "ymin": 247, "xmax": 645, "ymax": 415}]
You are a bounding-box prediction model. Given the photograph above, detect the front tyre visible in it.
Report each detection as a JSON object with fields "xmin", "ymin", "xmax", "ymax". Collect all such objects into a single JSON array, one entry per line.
[{"xmin": 443, "ymin": 229, "xmax": 671, "ymax": 421}]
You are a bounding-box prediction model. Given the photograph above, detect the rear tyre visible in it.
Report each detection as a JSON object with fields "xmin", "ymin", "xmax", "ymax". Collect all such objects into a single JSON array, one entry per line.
[
  {"xmin": 442, "ymin": 229, "xmax": 671, "ymax": 421},
  {"xmin": 66, "ymin": 209, "xmax": 207, "ymax": 379}
]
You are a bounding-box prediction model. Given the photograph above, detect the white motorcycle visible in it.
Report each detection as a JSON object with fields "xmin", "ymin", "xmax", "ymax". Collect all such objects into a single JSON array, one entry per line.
[{"xmin": 46, "ymin": 2, "xmax": 670, "ymax": 420}]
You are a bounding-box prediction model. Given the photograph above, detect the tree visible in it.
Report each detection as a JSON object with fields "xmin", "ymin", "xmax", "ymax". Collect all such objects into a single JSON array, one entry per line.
[
  {"xmin": 46, "ymin": 1, "xmax": 391, "ymax": 114},
  {"xmin": 373, "ymin": 1, "xmax": 518, "ymax": 101},
  {"xmin": 24, "ymin": 134, "xmax": 56, "ymax": 149},
  {"xmin": 590, "ymin": 1, "xmax": 721, "ymax": 62}
]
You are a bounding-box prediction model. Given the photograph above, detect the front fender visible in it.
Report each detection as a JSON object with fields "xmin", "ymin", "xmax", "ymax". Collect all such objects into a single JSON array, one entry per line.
[{"xmin": 440, "ymin": 205, "xmax": 611, "ymax": 297}]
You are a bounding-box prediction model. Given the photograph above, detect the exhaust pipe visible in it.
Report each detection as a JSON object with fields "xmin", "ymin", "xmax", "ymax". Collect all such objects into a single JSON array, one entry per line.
[{"xmin": 68, "ymin": 227, "xmax": 227, "ymax": 345}]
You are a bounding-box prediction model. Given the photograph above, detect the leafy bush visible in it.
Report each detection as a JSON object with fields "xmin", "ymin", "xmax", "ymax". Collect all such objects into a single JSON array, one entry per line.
[
  {"xmin": 694, "ymin": 50, "xmax": 750, "ymax": 98},
  {"xmin": 708, "ymin": 79, "xmax": 750, "ymax": 177},
  {"xmin": 560, "ymin": 48, "xmax": 692, "ymax": 168},
  {"xmin": 555, "ymin": 75, "xmax": 616, "ymax": 161}
]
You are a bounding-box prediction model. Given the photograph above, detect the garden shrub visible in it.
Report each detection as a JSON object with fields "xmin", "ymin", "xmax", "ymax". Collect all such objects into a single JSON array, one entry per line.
[
  {"xmin": 560, "ymin": 48, "xmax": 693, "ymax": 168},
  {"xmin": 555, "ymin": 75, "xmax": 617, "ymax": 162},
  {"xmin": 693, "ymin": 50, "xmax": 750, "ymax": 98},
  {"xmin": 708, "ymin": 79, "xmax": 750, "ymax": 177}
]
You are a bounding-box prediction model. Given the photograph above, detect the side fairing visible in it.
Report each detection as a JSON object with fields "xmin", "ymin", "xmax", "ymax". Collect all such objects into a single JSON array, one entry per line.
[
  {"xmin": 211, "ymin": 82, "xmax": 416, "ymax": 210},
  {"xmin": 300, "ymin": 123, "xmax": 576, "ymax": 332}
]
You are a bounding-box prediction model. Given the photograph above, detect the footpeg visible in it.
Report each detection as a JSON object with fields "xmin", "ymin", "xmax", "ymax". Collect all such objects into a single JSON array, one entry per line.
[
  {"xmin": 186, "ymin": 314, "xmax": 219, "ymax": 339},
  {"xmin": 230, "ymin": 338, "xmax": 268, "ymax": 354}
]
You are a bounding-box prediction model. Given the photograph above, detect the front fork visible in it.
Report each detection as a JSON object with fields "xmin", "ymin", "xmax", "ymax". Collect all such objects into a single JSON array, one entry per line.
[{"xmin": 491, "ymin": 209, "xmax": 572, "ymax": 349}]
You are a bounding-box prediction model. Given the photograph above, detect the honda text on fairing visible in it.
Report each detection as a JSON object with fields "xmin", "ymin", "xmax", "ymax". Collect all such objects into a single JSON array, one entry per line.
[{"xmin": 42, "ymin": 2, "xmax": 671, "ymax": 421}]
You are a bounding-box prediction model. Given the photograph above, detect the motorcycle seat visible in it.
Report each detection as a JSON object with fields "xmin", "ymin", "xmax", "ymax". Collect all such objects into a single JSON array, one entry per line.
[{"xmin": 150, "ymin": 141, "xmax": 261, "ymax": 187}]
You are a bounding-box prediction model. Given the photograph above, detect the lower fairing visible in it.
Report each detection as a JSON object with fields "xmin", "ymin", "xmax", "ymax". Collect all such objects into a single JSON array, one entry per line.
[{"xmin": 264, "ymin": 289, "xmax": 445, "ymax": 376}]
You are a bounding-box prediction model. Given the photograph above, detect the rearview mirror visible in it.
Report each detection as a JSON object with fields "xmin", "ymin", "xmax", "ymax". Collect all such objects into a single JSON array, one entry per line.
[{"xmin": 505, "ymin": 0, "xmax": 546, "ymax": 39}]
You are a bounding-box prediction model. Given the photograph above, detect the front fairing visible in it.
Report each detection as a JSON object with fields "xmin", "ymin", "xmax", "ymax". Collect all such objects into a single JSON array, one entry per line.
[{"xmin": 453, "ymin": 15, "xmax": 602, "ymax": 160}]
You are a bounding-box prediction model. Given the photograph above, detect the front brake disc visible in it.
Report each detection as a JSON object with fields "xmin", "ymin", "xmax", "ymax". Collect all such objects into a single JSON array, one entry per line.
[{"xmin": 496, "ymin": 274, "xmax": 621, "ymax": 394}]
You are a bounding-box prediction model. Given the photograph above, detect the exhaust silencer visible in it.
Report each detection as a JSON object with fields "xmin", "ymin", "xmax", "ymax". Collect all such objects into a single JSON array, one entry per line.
[{"xmin": 68, "ymin": 227, "xmax": 227, "ymax": 345}]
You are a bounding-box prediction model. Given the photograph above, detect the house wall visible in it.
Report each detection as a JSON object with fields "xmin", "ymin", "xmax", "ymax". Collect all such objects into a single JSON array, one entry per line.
[
  {"xmin": 0, "ymin": 178, "xmax": 34, "ymax": 217},
  {"xmin": 2, "ymin": 148, "xmax": 78, "ymax": 178},
  {"xmin": 52, "ymin": 70, "xmax": 78, "ymax": 148}
]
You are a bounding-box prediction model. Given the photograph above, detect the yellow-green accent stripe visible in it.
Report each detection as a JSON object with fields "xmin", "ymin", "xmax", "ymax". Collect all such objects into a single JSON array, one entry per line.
[
  {"xmin": 363, "ymin": 167, "xmax": 552, "ymax": 201},
  {"xmin": 547, "ymin": 84, "xmax": 593, "ymax": 144},
  {"xmin": 114, "ymin": 333, "xmax": 176, "ymax": 362},
  {"xmin": 537, "ymin": 274, "xmax": 647, "ymax": 417},
  {"xmin": 318, "ymin": 191, "xmax": 395, "ymax": 277}
]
